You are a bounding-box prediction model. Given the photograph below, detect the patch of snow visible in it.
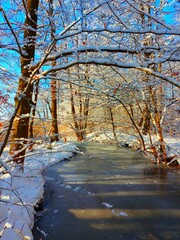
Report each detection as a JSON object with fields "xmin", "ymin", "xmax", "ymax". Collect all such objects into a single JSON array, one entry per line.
[
  {"xmin": 53, "ymin": 209, "xmax": 58, "ymax": 214},
  {"xmin": 87, "ymin": 191, "xmax": 95, "ymax": 196},
  {"xmin": 119, "ymin": 212, "xmax": 128, "ymax": 217},
  {"xmin": 0, "ymin": 141, "xmax": 77, "ymax": 240},
  {"xmin": 102, "ymin": 202, "xmax": 113, "ymax": 209},
  {"xmin": 112, "ymin": 209, "xmax": 128, "ymax": 217}
]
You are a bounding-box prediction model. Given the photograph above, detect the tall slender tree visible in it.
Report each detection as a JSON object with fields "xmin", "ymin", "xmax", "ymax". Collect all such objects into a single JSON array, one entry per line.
[
  {"xmin": 49, "ymin": 0, "xmax": 59, "ymax": 142},
  {"xmin": 10, "ymin": 0, "xmax": 39, "ymax": 164}
]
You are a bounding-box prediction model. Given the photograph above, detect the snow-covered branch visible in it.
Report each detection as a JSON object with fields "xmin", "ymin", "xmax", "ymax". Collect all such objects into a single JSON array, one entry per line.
[
  {"xmin": 82, "ymin": 27, "xmax": 180, "ymax": 36},
  {"xmin": 0, "ymin": 7, "xmax": 24, "ymax": 57},
  {"xmin": 40, "ymin": 58, "xmax": 180, "ymax": 88},
  {"xmin": 55, "ymin": 0, "xmax": 112, "ymax": 40}
]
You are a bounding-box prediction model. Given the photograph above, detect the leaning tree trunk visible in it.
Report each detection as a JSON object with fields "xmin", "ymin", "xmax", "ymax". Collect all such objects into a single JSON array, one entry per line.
[{"xmin": 10, "ymin": 0, "xmax": 39, "ymax": 165}]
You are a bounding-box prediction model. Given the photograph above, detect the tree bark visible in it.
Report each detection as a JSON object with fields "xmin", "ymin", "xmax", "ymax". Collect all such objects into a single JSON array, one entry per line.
[
  {"xmin": 149, "ymin": 88, "xmax": 167, "ymax": 163},
  {"xmin": 29, "ymin": 80, "xmax": 39, "ymax": 139},
  {"xmin": 108, "ymin": 97, "xmax": 117, "ymax": 142},
  {"xmin": 82, "ymin": 65, "xmax": 90, "ymax": 139},
  {"xmin": 51, "ymin": 76, "xmax": 59, "ymax": 142},
  {"xmin": 141, "ymin": 105, "xmax": 151, "ymax": 135},
  {"xmin": 10, "ymin": 0, "xmax": 39, "ymax": 165},
  {"xmin": 83, "ymin": 96, "xmax": 90, "ymax": 139},
  {"xmin": 49, "ymin": 0, "xmax": 59, "ymax": 142},
  {"xmin": 70, "ymin": 84, "xmax": 83, "ymax": 141}
]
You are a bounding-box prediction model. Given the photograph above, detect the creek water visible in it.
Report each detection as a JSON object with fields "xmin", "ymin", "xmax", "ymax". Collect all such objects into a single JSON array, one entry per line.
[{"xmin": 33, "ymin": 142, "xmax": 180, "ymax": 240}]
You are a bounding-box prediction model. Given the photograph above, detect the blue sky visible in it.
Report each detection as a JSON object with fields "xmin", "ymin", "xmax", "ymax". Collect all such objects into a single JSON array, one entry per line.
[{"xmin": 0, "ymin": 0, "xmax": 179, "ymax": 115}]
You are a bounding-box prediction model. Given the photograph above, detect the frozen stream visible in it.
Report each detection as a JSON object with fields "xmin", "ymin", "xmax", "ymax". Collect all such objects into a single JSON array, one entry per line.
[{"xmin": 33, "ymin": 142, "xmax": 180, "ymax": 240}]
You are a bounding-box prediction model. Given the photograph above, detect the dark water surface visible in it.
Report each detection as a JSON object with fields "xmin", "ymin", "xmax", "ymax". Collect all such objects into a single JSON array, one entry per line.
[{"xmin": 33, "ymin": 142, "xmax": 180, "ymax": 240}]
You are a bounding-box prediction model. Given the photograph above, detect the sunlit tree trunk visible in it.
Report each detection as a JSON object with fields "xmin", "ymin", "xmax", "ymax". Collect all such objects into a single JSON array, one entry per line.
[
  {"xmin": 82, "ymin": 65, "xmax": 90, "ymax": 139},
  {"xmin": 108, "ymin": 97, "xmax": 117, "ymax": 142},
  {"xmin": 49, "ymin": 0, "xmax": 59, "ymax": 142},
  {"xmin": 140, "ymin": 1, "xmax": 151, "ymax": 135},
  {"xmin": 10, "ymin": 0, "xmax": 39, "ymax": 165},
  {"xmin": 83, "ymin": 96, "xmax": 90, "ymax": 139},
  {"xmin": 149, "ymin": 88, "xmax": 167, "ymax": 163},
  {"xmin": 78, "ymin": 86, "xmax": 83, "ymax": 136},
  {"xmin": 141, "ymin": 105, "xmax": 151, "ymax": 135},
  {"xmin": 157, "ymin": 63, "xmax": 163, "ymax": 118},
  {"xmin": 51, "ymin": 74, "xmax": 59, "ymax": 142},
  {"xmin": 70, "ymin": 83, "xmax": 83, "ymax": 141},
  {"xmin": 29, "ymin": 80, "xmax": 39, "ymax": 138}
]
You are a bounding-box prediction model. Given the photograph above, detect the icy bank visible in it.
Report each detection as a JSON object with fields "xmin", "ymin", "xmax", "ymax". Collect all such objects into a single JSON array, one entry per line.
[
  {"xmin": 0, "ymin": 141, "xmax": 77, "ymax": 240},
  {"xmin": 86, "ymin": 131, "xmax": 180, "ymax": 164}
]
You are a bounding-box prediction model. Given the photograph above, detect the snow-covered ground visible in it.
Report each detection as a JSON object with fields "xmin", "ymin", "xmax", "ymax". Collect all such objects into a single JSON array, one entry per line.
[{"xmin": 0, "ymin": 141, "xmax": 77, "ymax": 240}]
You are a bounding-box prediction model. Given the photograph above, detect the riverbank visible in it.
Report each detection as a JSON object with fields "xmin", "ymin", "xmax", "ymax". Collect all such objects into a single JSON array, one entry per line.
[
  {"xmin": 0, "ymin": 141, "xmax": 77, "ymax": 240},
  {"xmin": 86, "ymin": 132, "xmax": 180, "ymax": 165}
]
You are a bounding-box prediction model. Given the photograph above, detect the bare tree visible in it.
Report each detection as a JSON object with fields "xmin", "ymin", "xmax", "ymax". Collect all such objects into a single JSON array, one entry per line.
[
  {"xmin": 49, "ymin": 0, "xmax": 59, "ymax": 142},
  {"xmin": 9, "ymin": 0, "xmax": 40, "ymax": 165}
]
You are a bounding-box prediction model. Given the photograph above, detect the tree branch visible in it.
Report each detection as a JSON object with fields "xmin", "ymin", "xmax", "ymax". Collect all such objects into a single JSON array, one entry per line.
[
  {"xmin": 0, "ymin": 7, "xmax": 24, "ymax": 57},
  {"xmin": 40, "ymin": 58, "xmax": 180, "ymax": 88}
]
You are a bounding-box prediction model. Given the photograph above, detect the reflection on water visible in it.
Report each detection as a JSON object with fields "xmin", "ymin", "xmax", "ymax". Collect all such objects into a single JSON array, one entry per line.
[
  {"xmin": 33, "ymin": 142, "xmax": 180, "ymax": 240},
  {"xmin": 143, "ymin": 167, "xmax": 168, "ymax": 179}
]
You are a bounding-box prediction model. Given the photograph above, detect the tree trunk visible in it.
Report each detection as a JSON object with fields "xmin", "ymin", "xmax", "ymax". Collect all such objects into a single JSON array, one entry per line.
[
  {"xmin": 10, "ymin": 0, "xmax": 39, "ymax": 165},
  {"xmin": 51, "ymin": 77, "xmax": 59, "ymax": 142},
  {"xmin": 78, "ymin": 86, "xmax": 83, "ymax": 134},
  {"xmin": 150, "ymin": 88, "xmax": 167, "ymax": 163},
  {"xmin": 108, "ymin": 97, "xmax": 117, "ymax": 142},
  {"xmin": 49, "ymin": 0, "xmax": 59, "ymax": 142},
  {"xmin": 29, "ymin": 80, "xmax": 39, "ymax": 139},
  {"xmin": 70, "ymin": 84, "xmax": 83, "ymax": 141},
  {"xmin": 83, "ymin": 96, "xmax": 90, "ymax": 139},
  {"xmin": 141, "ymin": 105, "xmax": 151, "ymax": 135},
  {"xmin": 82, "ymin": 65, "xmax": 90, "ymax": 139},
  {"xmin": 140, "ymin": 0, "xmax": 151, "ymax": 135},
  {"xmin": 110, "ymin": 106, "xmax": 118, "ymax": 142}
]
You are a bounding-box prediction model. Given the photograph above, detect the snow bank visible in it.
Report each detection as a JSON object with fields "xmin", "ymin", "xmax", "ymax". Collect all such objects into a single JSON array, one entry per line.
[
  {"xmin": 87, "ymin": 131, "xmax": 180, "ymax": 164},
  {"xmin": 86, "ymin": 131, "xmax": 138, "ymax": 146},
  {"xmin": 0, "ymin": 141, "xmax": 77, "ymax": 240},
  {"xmin": 164, "ymin": 136, "xmax": 180, "ymax": 164}
]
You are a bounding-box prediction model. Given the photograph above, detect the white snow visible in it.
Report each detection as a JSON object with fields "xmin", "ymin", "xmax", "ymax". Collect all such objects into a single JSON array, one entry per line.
[
  {"xmin": 112, "ymin": 210, "xmax": 128, "ymax": 217},
  {"xmin": 102, "ymin": 202, "xmax": 113, "ymax": 209},
  {"xmin": 0, "ymin": 141, "xmax": 77, "ymax": 240},
  {"xmin": 102, "ymin": 203, "xmax": 128, "ymax": 217},
  {"xmin": 53, "ymin": 209, "xmax": 58, "ymax": 214}
]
